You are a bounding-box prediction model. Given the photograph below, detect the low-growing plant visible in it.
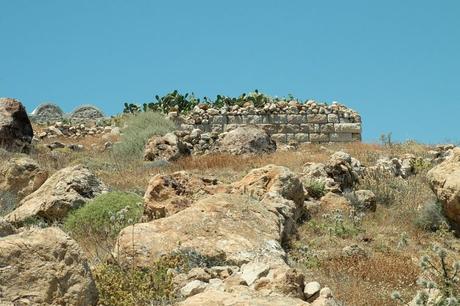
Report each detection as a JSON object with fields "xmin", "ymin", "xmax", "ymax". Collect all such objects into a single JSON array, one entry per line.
[
  {"xmin": 112, "ymin": 111, "xmax": 175, "ymax": 160},
  {"xmin": 63, "ymin": 192, "xmax": 143, "ymax": 246},
  {"xmin": 94, "ymin": 254, "xmax": 181, "ymax": 306},
  {"xmin": 392, "ymin": 245, "xmax": 460, "ymax": 305},
  {"xmin": 0, "ymin": 191, "xmax": 17, "ymax": 216},
  {"xmin": 305, "ymin": 179, "xmax": 326, "ymax": 199},
  {"xmin": 415, "ymin": 201, "xmax": 449, "ymax": 232},
  {"xmin": 359, "ymin": 170, "xmax": 406, "ymax": 206}
]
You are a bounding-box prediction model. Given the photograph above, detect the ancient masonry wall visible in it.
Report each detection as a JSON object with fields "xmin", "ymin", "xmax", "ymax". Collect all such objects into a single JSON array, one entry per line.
[{"xmin": 178, "ymin": 101, "xmax": 362, "ymax": 144}]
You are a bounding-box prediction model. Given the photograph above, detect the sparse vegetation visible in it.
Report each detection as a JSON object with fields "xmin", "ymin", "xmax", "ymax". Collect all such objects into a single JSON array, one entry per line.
[
  {"xmin": 63, "ymin": 192, "xmax": 143, "ymax": 253},
  {"xmin": 112, "ymin": 111, "xmax": 175, "ymax": 160}
]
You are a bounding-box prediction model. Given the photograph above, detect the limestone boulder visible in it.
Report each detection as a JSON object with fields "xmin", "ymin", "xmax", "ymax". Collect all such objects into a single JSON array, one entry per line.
[
  {"xmin": 233, "ymin": 164, "xmax": 305, "ymax": 208},
  {"xmin": 5, "ymin": 165, "xmax": 107, "ymax": 224},
  {"xmin": 143, "ymin": 132, "xmax": 190, "ymax": 162},
  {"xmin": 324, "ymin": 151, "xmax": 360, "ymax": 191},
  {"xmin": 427, "ymin": 148, "xmax": 460, "ymax": 227},
  {"xmin": 115, "ymin": 193, "xmax": 286, "ymax": 267},
  {"xmin": 0, "ymin": 98, "xmax": 33, "ymax": 153},
  {"xmin": 177, "ymin": 288, "xmax": 310, "ymax": 306},
  {"xmin": 0, "ymin": 156, "xmax": 48, "ymax": 202},
  {"xmin": 217, "ymin": 126, "xmax": 276, "ymax": 155},
  {"xmin": 143, "ymin": 171, "xmax": 229, "ymax": 221},
  {"xmin": 0, "ymin": 227, "xmax": 98, "ymax": 305}
]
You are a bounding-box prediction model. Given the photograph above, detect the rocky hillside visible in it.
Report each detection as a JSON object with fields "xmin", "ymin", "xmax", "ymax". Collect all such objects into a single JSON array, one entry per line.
[{"xmin": 0, "ymin": 98, "xmax": 459, "ymax": 305}]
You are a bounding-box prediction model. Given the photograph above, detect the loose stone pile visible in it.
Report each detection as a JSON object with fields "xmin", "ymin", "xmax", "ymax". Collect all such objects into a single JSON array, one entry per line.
[
  {"xmin": 36, "ymin": 121, "xmax": 119, "ymax": 140},
  {"xmin": 177, "ymin": 100, "xmax": 362, "ymax": 144}
]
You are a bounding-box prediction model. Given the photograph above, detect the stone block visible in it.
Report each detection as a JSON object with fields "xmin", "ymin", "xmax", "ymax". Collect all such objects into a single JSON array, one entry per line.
[
  {"xmin": 271, "ymin": 133, "xmax": 287, "ymax": 144},
  {"xmin": 327, "ymin": 114, "xmax": 339, "ymax": 123},
  {"xmin": 334, "ymin": 123, "xmax": 361, "ymax": 133},
  {"xmin": 286, "ymin": 133, "xmax": 296, "ymax": 143},
  {"xmin": 286, "ymin": 115, "xmax": 304, "ymax": 124},
  {"xmin": 259, "ymin": 124, "xmax": 277, "ymax": 135},
  {"xmin": 330, "ymin": 133, "xmax": 353, "ymax": 142},
  {"xmin": 307, "ymin": 114, "xmax": 328, "ymax": 124},
  {"xmin": 307, "ymin": 124, "xmax": 320, "ymax": 133},
  {"xmin": 227, "ymin": 115, "xmax": 243, "ymax": 124},
  {"xmin": 352, "ymin": 133, "xmax": 362, "ymax": 141},
  {"xmin": 339, "ymin": 118, "xmax": 351, "ymax": 123},
  {"xmin": 310, "ymin": 133, "xmax": 330, "ymax": 142},
  {"xmin": 211, "ymin": 125, "xmax": 223, "ymax": 133},
  {"xmin": 278, "ymin": 124, "xmax": 300, "ymax": 134},
  {"xmin": 320, "ymin": 123, "xmax": 335, "ymax": 133},
  {"xmin": 295, "ymin": 133, "xmax": 309, "ymax": 143},
  {"xmin": 300, "ymin": 124, "xmax": 310, "ymax": 133},
  {"xmin": 209, "ymin": 115, "xmax": 226, "ymax": 125}
]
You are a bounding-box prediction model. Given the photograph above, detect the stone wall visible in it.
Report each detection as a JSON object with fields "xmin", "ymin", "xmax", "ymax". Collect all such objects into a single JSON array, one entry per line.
[
  {"xmin": 30, "ymin": 103, "xmax": 105, "ymax": 123},
  {"xmin": 178, "ymin": 101, "xmax": 362, "ymax": 144}
]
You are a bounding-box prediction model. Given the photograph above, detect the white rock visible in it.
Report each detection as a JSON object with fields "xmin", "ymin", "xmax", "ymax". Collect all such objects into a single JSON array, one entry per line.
[
  {"xmin": 180, "ymin": 280, "xmax": 208, "ymax": 298},
  {"xmin": 240, "ymin": 261, "xmax": 270, "ymax": 286}
]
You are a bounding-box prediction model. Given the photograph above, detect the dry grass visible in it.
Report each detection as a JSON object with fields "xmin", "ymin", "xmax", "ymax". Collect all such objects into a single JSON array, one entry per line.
[{"xmin": 11, "ymin": 128, "xmax": 456, "ymax": 305}]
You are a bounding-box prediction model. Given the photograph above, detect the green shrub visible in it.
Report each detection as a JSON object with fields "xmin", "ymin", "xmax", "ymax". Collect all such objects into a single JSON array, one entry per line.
[
  {"xmin": 63, "ymin": 192, "xmax": 143, "ymax": 243},
  {"xmin": 94, "ymin": 254, "xmax": 181, "ymax": 306},
  {"xmin": 414, "ymin": 201, "xmax": 449, "ymax": 232},
  {"xmin": 113, "ymin": 112, "xmax": 175, "ymax": 159},
  {"xmin": 304, "ymin": 179, "xmax": 326, "ymax": 199}
]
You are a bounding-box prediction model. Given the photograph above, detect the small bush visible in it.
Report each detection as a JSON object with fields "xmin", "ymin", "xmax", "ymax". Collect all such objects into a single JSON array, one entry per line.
[
  {"xmin": 94, "ymin": 254, "xmax": 181, "ymax": 306},
  {"xmin": 415, "ymin": 201, "xmax": 449, "ymax": 232},
  {"xmin": 113, "ymin": 112, "xmax": 175, "ymax": 159},
  {"xmin": 305, "ymin": 179, "xmax": 326, "ymax": 199},
  {"xmin": 359, "ymin": 170, "xmax": 406, "ymax": 206},
  {"xmin": 63, "ymin": 192, "xmax": 143, "ymax": 244},
  {"xmin": 0, "ymin": 191, "xmax": 17, "ymax": 216}
]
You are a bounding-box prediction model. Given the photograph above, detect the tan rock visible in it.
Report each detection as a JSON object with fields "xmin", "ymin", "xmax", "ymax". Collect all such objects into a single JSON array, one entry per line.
[
  {"xmin": 427, "ymin": 147, "xmax": 460, "ymax": 227},
  {"xmin": 5, "ymin": 165, "xmax": 107, "ymax": 224},
  {"xmin": 143, "ymin": 171, "xmax": 228, "ymax": 220},
  {"xmin": 217, "ymin": 126, "xmax": 276, "ymax": 155},
  {"xmin": 0, "ymin": 156, "xmax": 48, "ymax": 201},
  {"xmin": 320, "ymin": 192, "xmax": 351, "ymax": 214},
  {"xmin": 177, "ymin": 288, "xmax": 310, "ymax": 306},
  {"xmin": 115, "ymin": 193, "xmax": 285, "ymax": 268},
  {"xmin": 0, "ymin": 227, "xmax": 98, "ymax": 305},
  {"xmin": 233, "ymin": 164, "xmax": 305, "ymax": 208},
  {"xmin": 143, "ymin": 132, "xmax": 190, "ymax": 162}
]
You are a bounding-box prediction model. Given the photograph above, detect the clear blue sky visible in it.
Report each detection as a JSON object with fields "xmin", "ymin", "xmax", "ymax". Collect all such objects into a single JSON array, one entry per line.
[{"xmin": 1, "ymin": 1, "xmax": 459, "ymax": 143}]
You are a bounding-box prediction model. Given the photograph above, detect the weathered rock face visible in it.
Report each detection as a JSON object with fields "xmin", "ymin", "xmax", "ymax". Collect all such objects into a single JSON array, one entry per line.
[
  {"xmin": 177, "ymin": 288, "xmax": 310, "ymax": 306},
  {"xmin": 5, "ymin": 165, "xmax": 107, "ymax": 224},
  {"xmin": 0, "ymin": 156, "xmax": 48, "ymax": 202},
  {"xmin": 302, "ymin": 151, "xmax": 362, "ymax": 195},
  {"xmin": 0, "ymin": 98, "xmax": 34, "ymax": 153},
  {"xmin": 116, "ymin": 193, "xmax": 285, "ymax": 267},
  {"xmin": 0, "ymin": 227, "xmax": 98, "ymax": 305},
  {"xmin": 324, "ymin": 151, "xmax": 360, "ymax": 192},
  {"xmin": 233, "ymin": 164, "xmax": 305, "ymax": 208},
  {"xmin": 217, "ymin": 126, "xmax": 277, "ymax": 155},
  {"xmin": 144, "ymin": 132, "xmax": 191, "ymax": 161},
  {"xmin": 427, "ymin": 148, "xmax": 460, "ymax": 228},
  {"xmin": 143, "ymin": 171, "xmax": 229, "ymax": 221}
]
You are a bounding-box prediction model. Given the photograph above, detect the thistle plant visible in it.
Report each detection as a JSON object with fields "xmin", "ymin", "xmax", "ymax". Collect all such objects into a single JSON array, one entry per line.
[{"xmin": 392, "ymin": 245, "xmax": 460, "ymax": 305}]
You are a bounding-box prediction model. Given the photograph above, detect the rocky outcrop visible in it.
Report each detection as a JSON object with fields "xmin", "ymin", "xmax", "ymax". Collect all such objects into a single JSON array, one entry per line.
[
  {"xmin": 370, "ymin": 154, "xmax": 416, "ymax": 178},
  {"xmin": 143, "ymin": 171, "xmax": 229, "ymax": 220},
  {"xmin": 216, "ymin": 126, "xmax": 277, "ymax": 155},
  {"xmin": 0, "ymin": 227, "xmax": 98, "ymax": 305},
  {"xmin": 0, "ymin": 98, "xmax": 34, "ymax": 153},
  {"xmin": 427, "ymin": 147, "xmax": 460, "ymax": 228},
  {"xmin": 5, "ymin": 165, "xmax": 107, "ymax": 224},
  {"xmin": 116, "ymin": 193, "xmax": 287, "ymax": 267},
  {"xmin": 0, "ymin": 156, "xmax": 48, "ymax": 202},
  {"xmin": 302, "ymin": 151, "xmax": 362, "ymax": 194},
  {"xmin": 143, "ymin": 132, "xmax": 191, "ymax": 162}
]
